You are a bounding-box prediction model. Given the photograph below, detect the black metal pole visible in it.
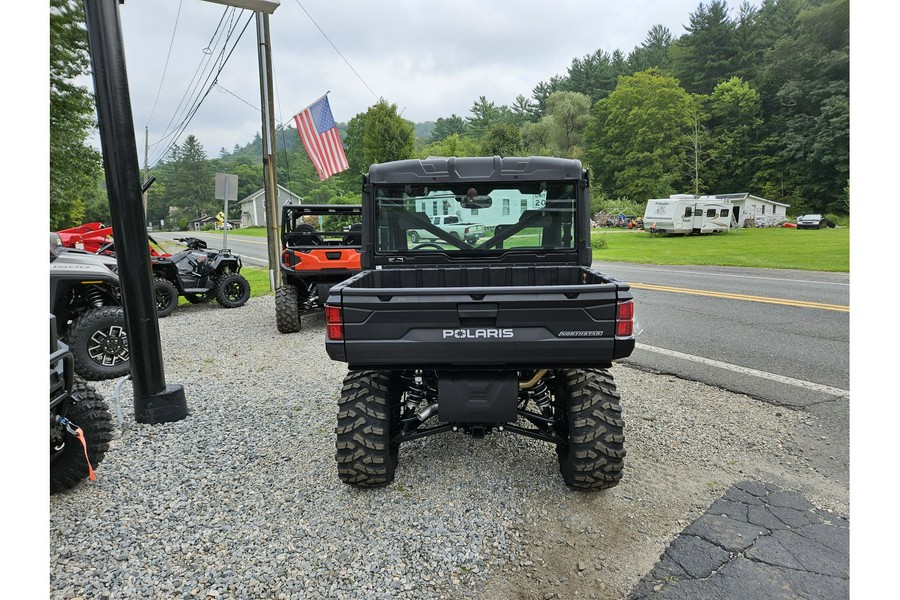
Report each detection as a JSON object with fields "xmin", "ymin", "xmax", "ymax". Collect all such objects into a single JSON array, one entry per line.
[{"xmin": 82, "ymin": 0, "xmax": 187, "ymax": 423}]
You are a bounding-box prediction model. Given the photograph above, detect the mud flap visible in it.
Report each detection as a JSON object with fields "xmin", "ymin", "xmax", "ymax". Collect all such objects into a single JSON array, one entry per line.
[{"xmin": 437, "ymin": 371, "xmax": 518, "ymax": 423}]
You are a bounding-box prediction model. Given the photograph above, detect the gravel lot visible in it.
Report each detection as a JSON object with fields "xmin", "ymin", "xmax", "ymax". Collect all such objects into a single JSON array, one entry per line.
[{"xmin": 49, "ymin": 295, "xmax": 849, "ymax": 600}]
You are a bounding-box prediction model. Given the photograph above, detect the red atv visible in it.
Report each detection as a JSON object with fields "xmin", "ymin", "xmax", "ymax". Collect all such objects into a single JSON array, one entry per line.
[{"xmin": 56, "ymin": 222, "xmax": 168, "ymax": 258}]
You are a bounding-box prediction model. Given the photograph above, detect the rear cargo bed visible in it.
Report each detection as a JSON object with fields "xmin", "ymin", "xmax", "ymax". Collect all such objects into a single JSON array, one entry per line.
[{"xmin": 345, "ymin": 265, "xmax": 610, "ymax": 290}]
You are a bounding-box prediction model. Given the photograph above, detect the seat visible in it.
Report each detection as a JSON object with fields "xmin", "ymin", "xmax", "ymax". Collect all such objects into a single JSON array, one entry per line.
[
  {"xmin": 342, "ymin": 223, "xmax": 362, "ymax": 246},
  {"xmin": 288, "ymin": 223, "xmax": 323, "ymax": 246}
]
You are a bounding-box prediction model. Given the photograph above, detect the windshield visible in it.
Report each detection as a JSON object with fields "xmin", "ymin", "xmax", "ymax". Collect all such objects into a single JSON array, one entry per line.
[{"xmin": 373, "ymin": 181, "xmax": 577, "ymax": 254}]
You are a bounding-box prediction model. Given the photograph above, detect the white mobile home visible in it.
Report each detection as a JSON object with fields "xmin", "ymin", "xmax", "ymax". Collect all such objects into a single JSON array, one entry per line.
[
  {"xmin": 712, "ymin": 193, "xmax": 789, "ymax": 227},
  {"xmin": 643, "ymin": 195, "xmax": 733, "ymax": 235}
]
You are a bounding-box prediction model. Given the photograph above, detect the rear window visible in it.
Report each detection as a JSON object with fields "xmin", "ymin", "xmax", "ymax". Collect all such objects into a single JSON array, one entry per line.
[{"xmin": 373, "ymin": 181, "xmax": 577, "ymax": 254}]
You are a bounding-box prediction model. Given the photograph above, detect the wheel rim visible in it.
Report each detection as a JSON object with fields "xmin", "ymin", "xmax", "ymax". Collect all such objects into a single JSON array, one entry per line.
[
  {"xmin": 224, "ymin": 280, "xmax": 245, "ymax": 302},
  {"xmin": 88, "ymin": 325, "xmax": 129, "ymax": 366},
  {"xmin": 156, "ymin": 288, "xmax": 174, "ymax": 309}
]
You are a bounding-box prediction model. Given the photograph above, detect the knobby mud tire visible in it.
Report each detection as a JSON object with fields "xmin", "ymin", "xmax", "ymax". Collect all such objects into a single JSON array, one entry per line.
[
  {"xmin": 215, "ymin": 273, "xmax": 251, "ymax": 308},
  {"xmin": 554, "ymin": 368, "xmax": 625, "ymax": 491},
  {"xmin": 154, "ymin": 277, "xmax": 179, "ymax": 318},
  {"xmin": 335, "ymin": 370, "xmax": 400, "ymax": 487},
  {"xmin": 50, "ymin": 379, "xmax": 114, "ymax": 494},
  {"xmin": 275, "ymin": 284, "xmax": 301, "ymax": 333}
]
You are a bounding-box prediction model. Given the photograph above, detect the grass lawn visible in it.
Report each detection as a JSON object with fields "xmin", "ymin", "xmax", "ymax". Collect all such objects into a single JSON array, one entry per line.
[
  {"xmin": 225, "ymin": 226, "xmax": 850, "ymax": 283},
  {"xmin": 226, "ymin": 227, "xmax": 269, "ymax": 238},
  {"xmin": 242, "ymin": 266, "xmax": 276, "ymax": 298},
  {"xmin": 591, "ymin": 226, "xmax": 849, "ymax": 272}
]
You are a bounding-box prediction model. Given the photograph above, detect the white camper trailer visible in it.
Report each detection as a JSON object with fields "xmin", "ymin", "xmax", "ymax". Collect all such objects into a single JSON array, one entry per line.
[{"xmin": 643, "ymin": 195, "xmax": 733, "ymax": 235}]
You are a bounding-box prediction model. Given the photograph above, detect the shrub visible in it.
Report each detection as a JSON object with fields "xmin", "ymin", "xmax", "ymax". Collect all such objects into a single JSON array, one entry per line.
[
  {"xmin": 591, "ymin": 235, "xmax": 608, "ymax": 250},
  {"xmin": 825, "ymin": 213, "xmax": 849, "ymax": 227}
]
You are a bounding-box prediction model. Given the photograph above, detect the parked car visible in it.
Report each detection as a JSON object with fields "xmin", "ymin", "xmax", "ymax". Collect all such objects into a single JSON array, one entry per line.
[{"xmin": 796, "ymin": 214, "xmax": 828, "ymax": 229}]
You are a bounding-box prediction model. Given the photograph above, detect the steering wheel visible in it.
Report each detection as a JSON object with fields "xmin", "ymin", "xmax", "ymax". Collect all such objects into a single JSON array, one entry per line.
[{"xmin": 412, "ymin": 243, "xmax": 444, "ymax": 250}]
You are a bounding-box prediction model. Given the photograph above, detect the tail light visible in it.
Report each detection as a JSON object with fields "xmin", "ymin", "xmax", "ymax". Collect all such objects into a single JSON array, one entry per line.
[
  {"xmin": 615, "ymin": 300, "xmax": 634, "ymax": 338},
  {"xmin": 465, "ymin": 227, "xmax": 470, "ymax": 234},
  {"xmin": 325, "ymin": 305, "xmax": 344, "ymax": 340},
  {"xmin": 282, "ymin": 250, "xmax": 302, "ymax": 269}
]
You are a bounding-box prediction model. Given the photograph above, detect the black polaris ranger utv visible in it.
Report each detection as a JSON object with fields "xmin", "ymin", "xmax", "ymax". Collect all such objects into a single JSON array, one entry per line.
[{"xmin": 324, "ymin": 156, "xmax": 636, "ymax": 490}]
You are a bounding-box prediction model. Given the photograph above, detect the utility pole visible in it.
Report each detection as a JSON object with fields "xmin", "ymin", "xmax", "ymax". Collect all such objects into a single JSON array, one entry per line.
[
  {"xmin": 257, "ymin": 12, "xmax": 281, "ymax": 291},
  {"xmin": 202, "ymin": 1, "xmax": 282, "ymax": 289}
]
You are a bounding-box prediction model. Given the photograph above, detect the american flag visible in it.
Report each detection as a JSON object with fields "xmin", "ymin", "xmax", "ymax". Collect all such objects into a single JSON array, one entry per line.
[{"xmin": 293, "ymin": 95, "xmax": 349, "ymax": 181}]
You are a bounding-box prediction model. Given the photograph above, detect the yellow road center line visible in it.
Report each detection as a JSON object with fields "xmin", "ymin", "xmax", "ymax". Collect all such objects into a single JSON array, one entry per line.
[{"xmin": 629, "ymin": 282, "xmax": 849, "ymax": 313}]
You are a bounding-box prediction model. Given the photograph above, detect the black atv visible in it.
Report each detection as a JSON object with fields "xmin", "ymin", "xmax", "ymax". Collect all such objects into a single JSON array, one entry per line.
[
  {"xmin": 50, "ymin": 243, "xmax": 130, "ymax": 381},
  {"xmin": 150, "ymin": 237, "xmax": 251, "ymax": 317},
  {"xmin": 50, "ymin": 314, "xmax": 114, "ymax": 494}
]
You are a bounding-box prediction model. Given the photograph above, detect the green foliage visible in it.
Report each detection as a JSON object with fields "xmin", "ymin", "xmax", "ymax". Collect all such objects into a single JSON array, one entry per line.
[
  {"xmin": 49, "ymin": 0, "xmax": 104, "ymax": 229},
  {"xmin": 361, "ymin": 99, "xmax": 416, "ymax": 166},
  {"xmin": 704, "ymin": 77, "xmax": 763, "ymax": 193},
  {"xmin": 627, "ymin": 24, "xmax": 674, "ymax": 72},
  {"xmin": 342, "ymin": 112, "xmax": 368, "ymax": 175},
  {"xmin": 530, "ymin": 81, "xmax": 555, "ymax": 119},
  {"xmin": 466, "ymin": 96, "xmax": 503, "ymax": 139},
  {"xmin": 557, "ymin": 50, "xmax": 622, "ymax": 104},
  {"xmin": 429, "ymin": 115, "xmax": 468, "ymax": 142},
  {"xmin": 521, "ymin": 118, "xmax": 557, "ymax": 156},
  {"xmin": 420, "ymin": 134, "xmax": 481, "ymax": 159},
  {"xmin": 670, "ymin": 0, "xmax": 740, "ymax": 94},
  {"xmin": 510, "ymin": 95, "xmax": 536, "ymax": 125},
  {"xmin": 545, "ymin": 91, "xmax": 592, "ymax": 156},
  {"xmin": 753, "ymin": 0, "xmax": 849, "ymax": 214},
  {"xmin": 824, "ymin": 213, "xmax": 848, "ymax": 227},
  {"xmin": 166, "ymin": 135, "xmax": 213, "ymax": 219},
  {"xmin": 585, "ymin": 69, "xmax": 696, "ymax": 202},
  {"xmin": 480, "ymin": 124, "xmax": 523, "ymax": 157}
]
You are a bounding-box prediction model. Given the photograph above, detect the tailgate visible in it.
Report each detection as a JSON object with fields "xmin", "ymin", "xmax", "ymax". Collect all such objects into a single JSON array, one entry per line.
[{"xmin": 326, "ymin": 268, "xmax": 634, "ymax": 369}]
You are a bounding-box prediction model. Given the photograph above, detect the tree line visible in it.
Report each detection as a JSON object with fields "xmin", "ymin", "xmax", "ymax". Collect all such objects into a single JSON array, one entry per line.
[{"xmin": 50, "ymin": 0, "xmax": 848, "ymax": 230}]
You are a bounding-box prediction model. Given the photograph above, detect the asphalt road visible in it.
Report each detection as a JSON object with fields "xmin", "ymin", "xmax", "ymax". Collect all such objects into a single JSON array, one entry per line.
[
  {"xmin": 152, "ymin": 230, "xmax": 273, "ymax": 268},
  {"xmin": 591, "ymin": 260, "xmax": 850, "ymax": 400}
]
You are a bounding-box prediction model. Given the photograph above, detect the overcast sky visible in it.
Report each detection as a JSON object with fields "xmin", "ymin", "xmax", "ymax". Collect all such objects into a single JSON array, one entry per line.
[{"xmin": 97, "ymin": 0, "xmax": 758, "ymax": 165}]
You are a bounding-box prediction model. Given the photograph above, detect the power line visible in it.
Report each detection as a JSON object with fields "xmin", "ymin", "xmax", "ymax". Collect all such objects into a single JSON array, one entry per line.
[
  {"xmin": 146, "ymin": 0, "xmax": 184, "ymax": 126},
  {"xmin": 147, "ymin": 11, "xmax": 254, "ymax": 167},
  {"xmin": 293, "ymin": 0, "xmax": 379, "ymax": 101},
  {"xmin": 213, "ymin": 83, "xmax": 293, "ymax": 129},
  {"xmin": 151, "ymin": 6, "xmax": 236, "ymax": 152},
  {"xmin": 150, "ymin": 8, "xmax": 241, "ymax": 157}
]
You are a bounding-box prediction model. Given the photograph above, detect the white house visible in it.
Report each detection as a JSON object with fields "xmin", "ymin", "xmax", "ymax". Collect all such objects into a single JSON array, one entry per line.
[
  {"xmin": 239, "ymin": 185, "xmax": 303, "ymax": 227},
  {"xmin": 711, "ymin": 193, "xmax": 790, "ymax": 227},
  {"xmin": 414, "ymin": 189, "xmax": 547, "ymax": 228}
]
